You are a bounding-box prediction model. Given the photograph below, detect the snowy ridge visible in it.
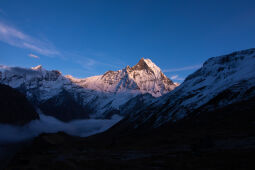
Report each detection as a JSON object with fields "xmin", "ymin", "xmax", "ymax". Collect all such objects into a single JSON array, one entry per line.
[
  {"xmin": 31, "ymin": 65, "xmax": 43, "ymax": 70},
  {"xmin": 66, "ymin": 58, "xmax": 176, "ymax": 97},
  {"xmin": 126, "ymin": 48, "xmax": 255, "ymax": 127},
  {"xmin": 0, "ymin": 65, "xmax": 67, "ymax": 100}
]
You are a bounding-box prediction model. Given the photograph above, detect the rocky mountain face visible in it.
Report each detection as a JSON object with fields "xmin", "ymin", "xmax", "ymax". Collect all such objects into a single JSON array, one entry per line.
[
  {"xmin": 0, "ymin": 58, "xmax": 176, "ymax": 121},
  {"xmin": 113, "ymin": 48, "xmax": 255, "ymax": 129},
  {"xmin": 0, "ymin": 84, "xmax": 39, "ymax": 125},
  {"xmin": 65, "ymin": 58, "xmax": 176, "ymax": 97}
]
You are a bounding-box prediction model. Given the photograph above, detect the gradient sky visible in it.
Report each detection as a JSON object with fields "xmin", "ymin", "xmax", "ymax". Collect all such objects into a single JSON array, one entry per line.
[{"xmin": 0, "ymin": 0, "xmax": 255, "ymax": 82}]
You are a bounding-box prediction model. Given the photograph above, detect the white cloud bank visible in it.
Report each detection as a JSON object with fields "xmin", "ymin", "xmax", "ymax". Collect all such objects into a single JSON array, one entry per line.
[{"xmin": 0, "ymin": 114, "xmax": 122, "ymax": 143}]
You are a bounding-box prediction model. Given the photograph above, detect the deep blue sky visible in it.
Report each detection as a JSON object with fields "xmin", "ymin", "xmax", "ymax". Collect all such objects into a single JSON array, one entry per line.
[{"xmin": 1, "ymin": 0, "xmax": 255, "ymax": 82}]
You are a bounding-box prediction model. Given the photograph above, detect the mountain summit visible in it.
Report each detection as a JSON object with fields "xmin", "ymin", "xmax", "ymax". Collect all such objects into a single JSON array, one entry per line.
[
  {"xmin": 31, "ymin": 65, "xmax": 43, "ymax": 70},
  {"xmin": 67, "ymin": 58, "xmax": 177, "ymax": 97}
]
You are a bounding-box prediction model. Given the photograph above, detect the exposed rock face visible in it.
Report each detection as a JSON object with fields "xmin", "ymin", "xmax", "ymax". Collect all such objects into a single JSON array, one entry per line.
[
  {"xmin": 0, "ymin": 84, "xmax": 39, "ymax": 125},
  {"xmin": 39, "ymin": 89, "xmax": 90, "ymax": 121}
]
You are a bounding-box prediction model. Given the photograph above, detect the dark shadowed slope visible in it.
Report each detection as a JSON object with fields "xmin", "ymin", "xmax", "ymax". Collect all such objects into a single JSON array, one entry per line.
[{"xmin": 0, "ymin": 84, "xmax": 39, "ymax": 125}]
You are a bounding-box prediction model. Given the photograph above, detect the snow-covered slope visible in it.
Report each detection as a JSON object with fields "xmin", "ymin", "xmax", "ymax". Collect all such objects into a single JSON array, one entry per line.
[
  {"xmin": 65, "ymin": 58, "xmax": 176, "ymax": 97},
  {"xmin": 124, "ymin": 48, "xmax": 255, "ymax": 127},
  {"xmin": 0, "ymin": 65, "xmax": 68, "ymax": 101},
  {"xmin": 0, "ymin": 58, "xmax": 176, "ymax": 121}
]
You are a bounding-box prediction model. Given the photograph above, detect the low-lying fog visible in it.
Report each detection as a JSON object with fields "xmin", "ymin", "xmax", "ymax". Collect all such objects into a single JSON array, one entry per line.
[{"xmin": 0, "ymin": 114, "xmax": 122, "ymax": 143}]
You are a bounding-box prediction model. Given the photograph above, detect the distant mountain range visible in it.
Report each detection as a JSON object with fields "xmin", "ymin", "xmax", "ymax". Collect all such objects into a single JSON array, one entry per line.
[
  {"xmin": 0, "ymin": 58, "xmax": 177, "ymax": 122},
  {"xmin": 1, "ymin": 48, "xmax": 255, "ymax": 127}
]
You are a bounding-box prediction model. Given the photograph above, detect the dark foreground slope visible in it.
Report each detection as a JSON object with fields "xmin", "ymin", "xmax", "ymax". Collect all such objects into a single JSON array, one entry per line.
[
  {"xmin": 5, "ymin": 96, "xmax": 255, "ymax": 170},
  {"xmin": 0, "ymin": 84, "xmax": 39, "ymax": 125}
]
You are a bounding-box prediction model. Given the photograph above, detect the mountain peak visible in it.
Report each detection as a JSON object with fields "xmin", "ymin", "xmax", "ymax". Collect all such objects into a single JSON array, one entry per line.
[
  {"xmin": 137, "ymin": 57, "xmax": 145, "ymax": 62},
  {"xmin": 132, "ymin": 58, "xmax": 147, "ymax": 70},
  {"xmin": 31, "ymin": 65, "xmax": 43, "ymax": 70},
  {"xmin": 132, "ymin": 58, "xmax": 160, "ymax": 72},
  {"xmin": 76, "ymin": 57, "xmax": 176, "ymax": 97},
  {"xmin": 132, "ymin": 58, "xmax": 162, "ymax": 78},
  {"xmin": 125, "ymin": 65, "xmax": 131, "ymax": 70}
]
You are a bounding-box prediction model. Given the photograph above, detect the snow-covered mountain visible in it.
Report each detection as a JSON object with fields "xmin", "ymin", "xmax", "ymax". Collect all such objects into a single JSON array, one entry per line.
[
  {"xmin": 121, "ymin": 48, "xmax": 255, "ymax": 128},
  {"xmin": 65, "ymin": 58, "xmax": 176, "ymax": 97},
  {"xmin": 0, "ymin": 58, "xmax": 176, "ymax": 121}
]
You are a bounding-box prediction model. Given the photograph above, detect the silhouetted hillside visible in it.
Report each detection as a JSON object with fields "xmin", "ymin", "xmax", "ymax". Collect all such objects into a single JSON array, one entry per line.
[{"xmin": 0, "ymin": 84, "xmax": 39, "ymax": 125}]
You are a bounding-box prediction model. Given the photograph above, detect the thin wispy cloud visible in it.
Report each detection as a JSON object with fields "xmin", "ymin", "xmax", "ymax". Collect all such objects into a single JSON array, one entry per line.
[
  {"xmin": 0, "ymin": 21, "xmax": 60, "ymax": 56},
  {"xmin": 170, "ymin": 75, "xmax": 184, "ymax": 81},
  {"xmin": 170, "ymin": 75, "xmax": 178, "ymax": 80},
  {"xmin": 163, "ymin": 64, "xmax": 202, "ymax": 73},
  {"xmin": 29, "ymin": 53, "xmax": 39, "ymax": 59}
]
